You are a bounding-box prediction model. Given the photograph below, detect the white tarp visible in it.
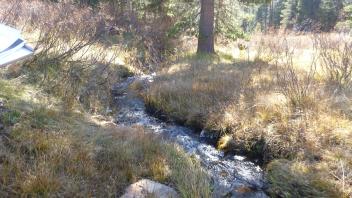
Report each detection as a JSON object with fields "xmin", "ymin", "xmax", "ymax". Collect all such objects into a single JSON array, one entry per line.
[{"xmin": 0, "ymin": 24, "xmax": 34, "ymax": 66}]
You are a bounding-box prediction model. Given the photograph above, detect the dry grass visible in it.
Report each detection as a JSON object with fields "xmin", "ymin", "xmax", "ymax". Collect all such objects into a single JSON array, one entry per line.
[
  {"xmin": 0, "ymin": 1, "xmax": 212, "ymax": 197},
  {"xmin": 0, "ymin": 76, "xmax": 211, "ymax": 197},
  {"xmin": 144, "ymin": 34, "xmax": 352, "ymax": 197},
  {"xmin": 145, "ymin": 54, "xmax": 255, "ymax": 129},
  {"xmin": 266, "ymin": 159, "xmax": 345, "ymax": 198}
]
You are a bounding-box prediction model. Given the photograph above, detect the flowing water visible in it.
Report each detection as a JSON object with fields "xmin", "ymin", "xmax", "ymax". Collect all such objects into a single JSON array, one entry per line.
[{"xmin": 113, "ymin": 75, "xmax": 268, "ymax": 198}]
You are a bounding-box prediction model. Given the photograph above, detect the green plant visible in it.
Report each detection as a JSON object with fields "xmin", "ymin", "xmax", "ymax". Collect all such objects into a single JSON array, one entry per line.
[
  {"xmin": 1, "ymin": 110, "xmax": 21, "ymax": 126},
  {"xmin": 28, "ymin": 108, "xmax": 57, "ymax": 129}
]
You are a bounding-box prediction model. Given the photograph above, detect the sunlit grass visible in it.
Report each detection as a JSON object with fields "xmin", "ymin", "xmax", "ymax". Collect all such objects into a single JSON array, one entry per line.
[
  {"xmin": 144, "ymin": 33, "xmax": 352, "ymax": 197},
  {"xmin": 0, "ymin": 71, "xmax": 211, "ymax": 197}
]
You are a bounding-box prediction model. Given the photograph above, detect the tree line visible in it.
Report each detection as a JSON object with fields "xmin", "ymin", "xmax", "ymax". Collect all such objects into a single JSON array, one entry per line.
[
  {"xmin": 257, "ymin": 0, "xmax": 352, "ymax": 32},
  {"xmin": 50, "ymin": 0, "xmax": 352, "ymax": 54}
]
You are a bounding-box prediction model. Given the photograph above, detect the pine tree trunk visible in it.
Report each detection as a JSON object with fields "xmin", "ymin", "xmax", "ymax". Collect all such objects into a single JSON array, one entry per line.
[{"xmin": 197, "ymin": 0, "xmax": 215, "ymax": 54}]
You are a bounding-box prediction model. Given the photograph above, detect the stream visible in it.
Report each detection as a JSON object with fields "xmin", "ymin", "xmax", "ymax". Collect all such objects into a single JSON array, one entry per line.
[{"xmin": 113, "ymin": 75, "xmax": 268, "ymax": 198}]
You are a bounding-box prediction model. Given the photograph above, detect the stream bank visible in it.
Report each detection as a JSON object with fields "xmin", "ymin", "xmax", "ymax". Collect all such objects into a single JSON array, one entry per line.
[{"xmin": 113, "ymin": 75, "xmax": 268, "ymax": 198}]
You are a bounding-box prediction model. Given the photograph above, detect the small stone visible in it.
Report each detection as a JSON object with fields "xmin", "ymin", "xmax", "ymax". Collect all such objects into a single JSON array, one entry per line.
[
  {"xmin": 220, "ymin": 170, "xmax": 228, "ymax": 177},
  {"xmin": 121, "ymin": 179, "xmax": 179, "ymax": 198}
]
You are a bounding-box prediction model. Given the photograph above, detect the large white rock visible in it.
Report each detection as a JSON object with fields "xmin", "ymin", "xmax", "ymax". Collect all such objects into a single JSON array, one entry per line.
[{"xmin": 121, "ymin": 179, "xmax": 179, "ymax": 198}]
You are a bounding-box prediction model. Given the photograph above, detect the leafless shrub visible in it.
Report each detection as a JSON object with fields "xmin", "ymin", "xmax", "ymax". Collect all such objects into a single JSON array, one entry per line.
[
  {"xmin": 254, "ymin": 34, "xmax": 286, "ymax": 61},
  {"xmin": 255, "ymin": 35, "xmax": 317, "ymax": 110},
  {"xmin": 254, "ymin": 36, "xmax": 281, "ymax": 63},
  {"xmin": 100, "ymin": 1, "xmax": 173, "ymax": 71},
  {"xmin": 275, "ymin": 39, "xmax": 317, "ymax": 111},
  {"xmin": 0, "ymin": 0, "xmax": 125, "ymax": 112},
  {"xmin": 316, "ymin": 34, "xmax": 352, "ymax": 89},
  {"xmin": 0, "ymin": 0, "xmax": 22, "ymax": 25}
]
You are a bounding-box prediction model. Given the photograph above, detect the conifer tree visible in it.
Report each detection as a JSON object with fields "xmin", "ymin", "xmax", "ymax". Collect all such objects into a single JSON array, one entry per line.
[
  {"xmin": 319, "ymin": 0, "xmax": 338, "ymax": 31},
  {"xmin": 281, "ymin": 0, "xmax": 298, "ymax": 28}
]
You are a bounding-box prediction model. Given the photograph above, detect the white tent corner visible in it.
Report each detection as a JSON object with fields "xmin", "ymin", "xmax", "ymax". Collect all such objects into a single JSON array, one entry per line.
[{"xmin": 0, "ymin": 24, "xmax": 34, "ymax": 67}]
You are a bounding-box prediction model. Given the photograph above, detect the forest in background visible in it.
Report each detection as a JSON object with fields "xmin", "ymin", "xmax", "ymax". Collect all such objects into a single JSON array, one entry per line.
[
  {"xmin": 66, "ymin": 0, "xmax": 352, "ymax": 35},
  {"xmin": 257, "ymin": 0, "xmax": 352, "ymax": 32},
  {"xmin": 53, "ymin": 0, "xmax": 352, "ymax": 59}
]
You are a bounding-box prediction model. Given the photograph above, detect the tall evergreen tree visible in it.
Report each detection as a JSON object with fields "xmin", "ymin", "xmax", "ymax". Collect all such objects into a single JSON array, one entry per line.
[
  {"xmin": 256, "ymin": 4, "xmax": 270, "ymax": 31},
  {"xmin": 197, "ymin": 0, "xmax": 271, "ymax": 54},
  {"xmin": 319, "ymin": 0, "xmax": 338, "ymax": 31},
  {"xmin": 281, "ymin": 0, "xmax": 298, "ymax": 28},
  {"xmin": 297, "ymin": 0, "xmax": 320, "ymax": 23},
  {"xmin": 272, "ymin": 0, "xmax": 286, "ymax": 27}
]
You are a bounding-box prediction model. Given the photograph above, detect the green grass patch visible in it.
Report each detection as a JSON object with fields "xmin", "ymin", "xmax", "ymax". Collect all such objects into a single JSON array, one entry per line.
[{"xmin": 1, "ymin": 110, "xmax": 21, "ymax": 126}]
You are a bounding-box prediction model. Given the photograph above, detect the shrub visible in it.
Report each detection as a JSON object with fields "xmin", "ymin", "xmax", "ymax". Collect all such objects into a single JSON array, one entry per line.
[
  {"xmin": 276, "ymin": 59, "xmax": 317, "ymax": 111},
  {"xmin": 316, "ymin": 34, "xmax": 352, "ymax": 89},
  {"xmin": 267, "ymin": 37, "xmax": 318, "ymax": 111}
]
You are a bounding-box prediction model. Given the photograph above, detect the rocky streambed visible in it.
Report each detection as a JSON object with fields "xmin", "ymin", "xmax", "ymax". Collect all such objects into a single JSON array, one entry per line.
[{"xmin": 113, "ymin": 75, "xmax": 268, "ymax": 198}]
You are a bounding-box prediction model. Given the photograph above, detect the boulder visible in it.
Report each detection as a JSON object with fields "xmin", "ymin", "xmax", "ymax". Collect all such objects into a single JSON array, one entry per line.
[{"xmin": 121, "ymin": 179, "xmax": 179, "ymax": 198}]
